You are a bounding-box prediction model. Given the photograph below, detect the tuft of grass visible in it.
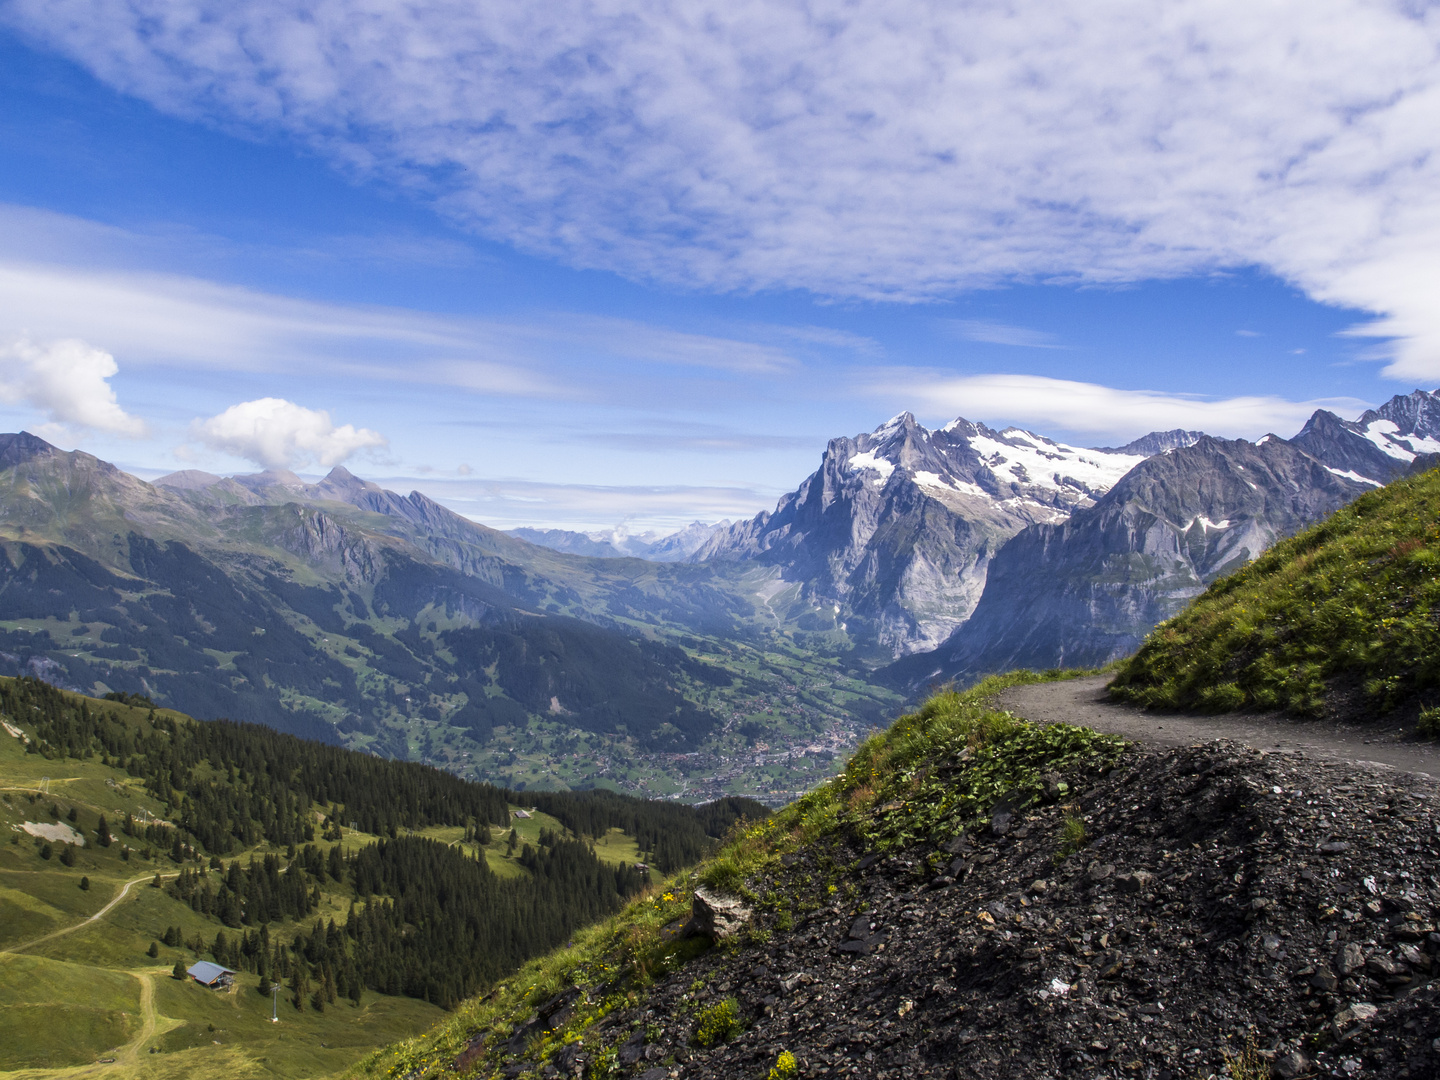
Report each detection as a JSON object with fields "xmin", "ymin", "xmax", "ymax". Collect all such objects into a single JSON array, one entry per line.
[
  {"xmin": 1110, "ymin": 467, "xmax": 1440, "ymax": 717},
  {"xmin": 693, "ymin": 997, "xmax": 740, "ymax": 1047},
  {"xmin": 1223, "ymin": 1036, "xmax": 1270, "ymax": 1080},
  {"xmin": 1056, "ymin": 809, "xmax": 1089, "ymax": 861}
]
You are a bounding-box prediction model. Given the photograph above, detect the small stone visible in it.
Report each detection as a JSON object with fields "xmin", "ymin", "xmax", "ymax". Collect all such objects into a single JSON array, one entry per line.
[
  {"xmin": 1273, "ymin": 1052, "xmax": 1310, "ymax": 1079},
  {"xmin": 1134, "ymin": 1002, "xmax": 1164, "ymax": 1015},
  {"xmin": 1366, "ymin": 953, "xmax": 1405, "ymax": 977},
  {"xmin": 1336, "ymin": 942, "xmax": 1367, "ymax": 976},
  {"xmin": 1028, "ymin": 879, "xmax": 1049, "ymax": 895},
  {"xmin": 1308, "ymin": 968, "xmax": 1338, "ymax": 992},
  {"xmin": 1319, "ymin": 842, "xmax": 1351, "ymax": 855},
  {"xmin": 1116, "ymin": 871, "xmax": 1154, "ymax": 894},
  {"xmin": 941, "ymin": 834, "xmax": 972, "ymax": 856}
]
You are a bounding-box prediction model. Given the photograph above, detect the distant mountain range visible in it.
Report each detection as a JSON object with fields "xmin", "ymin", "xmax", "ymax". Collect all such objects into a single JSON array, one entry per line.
[
  {"xmin": 509, "ymin": 521, "xmax": 727, "ymax": 562},
  {"xmin": 687, "ymin": 412, "xmax": 1201, "ymax": 655},
  {"xmin": 0, "ymin": 435, "xmax": 784, "ymax": 758},
  {"xmin": 884, "ymin": 389, "xmax": 1440, "ymax": 690},
  {"xmin": 4, "ymin": 386, "xmax": 1436, "ymax": 757}
]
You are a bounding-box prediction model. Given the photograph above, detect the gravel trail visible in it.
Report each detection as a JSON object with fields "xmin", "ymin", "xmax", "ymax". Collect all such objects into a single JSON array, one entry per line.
[{"xmin": 996, "ymin": 675, "xmax": 1440, "ymax": 784}]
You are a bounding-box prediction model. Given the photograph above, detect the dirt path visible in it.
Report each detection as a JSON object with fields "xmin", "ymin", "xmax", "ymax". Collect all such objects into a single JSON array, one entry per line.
[
  {"xmin": 996, "ymin": 674, "xmax": 1440, "ymax": 784},
  {"xmin": 0, "ymin": 969, "xmax": 186, "ymax": 1080},
  {"xmin": 2, "ymin": 874, "xmax": 165, "ymax": 955}
]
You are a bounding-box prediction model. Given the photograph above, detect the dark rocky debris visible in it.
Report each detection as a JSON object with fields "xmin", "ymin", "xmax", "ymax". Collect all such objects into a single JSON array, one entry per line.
[{"xmin": 471, "ymin": 741, "xmax": 1440, "ymax": 1079}]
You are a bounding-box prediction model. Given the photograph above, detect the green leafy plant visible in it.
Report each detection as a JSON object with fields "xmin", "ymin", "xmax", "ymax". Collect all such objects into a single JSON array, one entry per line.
[
  {"xmin": 694, "ymin": 997, "xmax": 740, "ymax": 1047},
  {"xmin": 586, "ymin": 1045, "xmax": 620, "ymax": 1079},
  {"xmin": 1419, "ymin": 706, "xmax": 1440, "ymax": 738}
]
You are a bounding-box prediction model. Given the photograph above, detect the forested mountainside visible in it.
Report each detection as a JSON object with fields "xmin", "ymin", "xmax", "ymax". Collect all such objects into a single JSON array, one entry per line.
[
  {"xmin": 886, "ymin": 389, "xmax": 1440, "ymax": 692},
  {"xmin": 1, "ymin": 676, "xmax": 766, "ymax": 1011},
  {"xmin": 0, "ymin": 432, "xmax": 900, "ymax": 803}
]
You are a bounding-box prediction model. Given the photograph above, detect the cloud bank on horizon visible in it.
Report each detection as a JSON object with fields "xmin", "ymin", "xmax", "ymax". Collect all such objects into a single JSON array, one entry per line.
[{"xmin": 7, "ymin": 0, "xmax": 1440, "ymax": 378}]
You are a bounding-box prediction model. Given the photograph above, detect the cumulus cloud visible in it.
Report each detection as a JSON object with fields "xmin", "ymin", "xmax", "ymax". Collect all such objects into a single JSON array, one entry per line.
[
  {"xmin": 884, "ymin": 372, "xmax": 1370, "ymax": 442},
  {"xmin": 8, "ymin": 1, "xmax": 1440, "ymax": 373},
  {"xmin": 191, "ymin": 398, "xmax": 387, "ymax": 469},
  {"xmin": 0, "ymin": 336, "xmax": 147, "ymax": 436}
]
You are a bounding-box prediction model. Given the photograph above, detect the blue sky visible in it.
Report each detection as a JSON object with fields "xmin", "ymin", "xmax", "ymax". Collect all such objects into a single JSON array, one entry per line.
[{"xmin": 1, "ymin": 4, "xmax": 1438, "ymax": 532}]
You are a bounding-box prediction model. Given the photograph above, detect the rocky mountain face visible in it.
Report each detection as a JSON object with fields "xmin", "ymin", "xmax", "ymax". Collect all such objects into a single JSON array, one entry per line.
[
  {"xmin": 1290, "ymin": 389, "xmax": 1440, "ymax": 485},
  {"xmin": 887, "ymin": 436, "xmax": 1373, "ymax": 688},
  {"xmin": 886, "ymin": 389, "xmax": 1440, "ymax": 691},
  {"xmin": 690, "ymin": 412, "xmax": 1155, "ymax": 656}
]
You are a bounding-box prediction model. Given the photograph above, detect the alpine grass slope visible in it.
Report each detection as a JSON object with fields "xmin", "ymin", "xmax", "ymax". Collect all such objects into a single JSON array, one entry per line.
[{"xmin": 1110, "ymin": 464, "xmax": 1440, "ymax": 721}]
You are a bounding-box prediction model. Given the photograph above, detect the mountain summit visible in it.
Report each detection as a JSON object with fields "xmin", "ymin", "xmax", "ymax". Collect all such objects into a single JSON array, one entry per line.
[{"xmin": 690, "ymin": 412, "xmax": 1172, "ymax": 655}]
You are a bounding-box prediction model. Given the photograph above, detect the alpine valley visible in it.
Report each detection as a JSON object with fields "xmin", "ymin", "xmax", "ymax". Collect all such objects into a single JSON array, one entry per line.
[{"xmin": 3, "ymin": 389, "xmax": 1439, "ymax": 802}]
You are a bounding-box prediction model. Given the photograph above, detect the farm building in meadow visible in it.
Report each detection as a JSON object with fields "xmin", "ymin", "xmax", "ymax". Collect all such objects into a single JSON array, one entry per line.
[{"xmin": 186, "ymin": 961, "xmax": 236, "ymax": 989}]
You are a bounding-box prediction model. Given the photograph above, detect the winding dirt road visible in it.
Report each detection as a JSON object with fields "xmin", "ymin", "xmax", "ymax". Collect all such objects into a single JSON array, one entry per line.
[
  {"xmin": 995, "ymin": 674, "xmax": 1440, "ymax": 784},
  {"xmin": 3, "ymin": 874, "xmax": 166, "ymax": 956}
]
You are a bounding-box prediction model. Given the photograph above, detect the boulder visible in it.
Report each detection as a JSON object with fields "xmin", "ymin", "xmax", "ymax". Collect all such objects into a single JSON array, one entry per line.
[{"xmin": 685, "ymin": 886, "xmax": 752, "ymax": 941}]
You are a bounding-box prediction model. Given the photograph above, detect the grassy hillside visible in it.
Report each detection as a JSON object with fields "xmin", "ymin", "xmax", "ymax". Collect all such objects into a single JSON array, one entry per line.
[
  {"xmin": 0, "ymin": 678, "xmax": 765, "ymax": 1076},
  {"xmin": 1109, "ymin": 465, "xmax": 1440, "ymax": 719},
  {"xmin": 344, "ymin": 670, "xmax": 1121, "ymax": 1080}
]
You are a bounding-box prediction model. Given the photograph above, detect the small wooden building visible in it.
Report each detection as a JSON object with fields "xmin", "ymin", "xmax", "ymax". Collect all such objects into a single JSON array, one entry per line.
[{"xmin": 186, "ymin": 961, "xmax": 236, "ymax": 989}]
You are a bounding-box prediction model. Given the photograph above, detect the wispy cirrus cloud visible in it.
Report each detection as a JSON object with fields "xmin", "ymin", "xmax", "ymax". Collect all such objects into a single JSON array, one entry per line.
[
  {"xmin": 9, "ymin": 1, "xmax": 1440, "ymax": 375},
  {"xmin": 0, "ymin": 211, "xmax": 811, "ymax": 398},
  {"xmin": 874, "ymin": 371, "xmax": 1370, "ymax": 443},
  {"xmin": 941, "ymin": 320, "xmax": 1065, "ymax": 349}
]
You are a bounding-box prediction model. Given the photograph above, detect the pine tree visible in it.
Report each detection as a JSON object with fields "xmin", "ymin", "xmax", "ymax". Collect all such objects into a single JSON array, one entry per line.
[{"xmin": 173, "ymin": 960, "xmax": 187, "ymax": 979}]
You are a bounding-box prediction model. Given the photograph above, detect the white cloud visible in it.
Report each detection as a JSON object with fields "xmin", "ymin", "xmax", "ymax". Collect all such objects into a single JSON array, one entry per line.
[
  {"xmin": 191, "ymin": 398, "xmax": 387, "ymax": 469},
  {"xmin": 9, "ymin": 1, "xmax": 1440, "ymax": 373},
  {"xmin": 882, "ymin": 372, "xmax": 1370, "ymax": 442},
  {"xmin": 0, "ymin": 336, "xmax": 147, "ymax": 436}
]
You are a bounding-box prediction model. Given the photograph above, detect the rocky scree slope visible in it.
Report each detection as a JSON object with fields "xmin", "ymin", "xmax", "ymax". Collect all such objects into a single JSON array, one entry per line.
[{"xmin": 348, "ymin": 675, "xmax": 1440, "ymax": 1080}]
